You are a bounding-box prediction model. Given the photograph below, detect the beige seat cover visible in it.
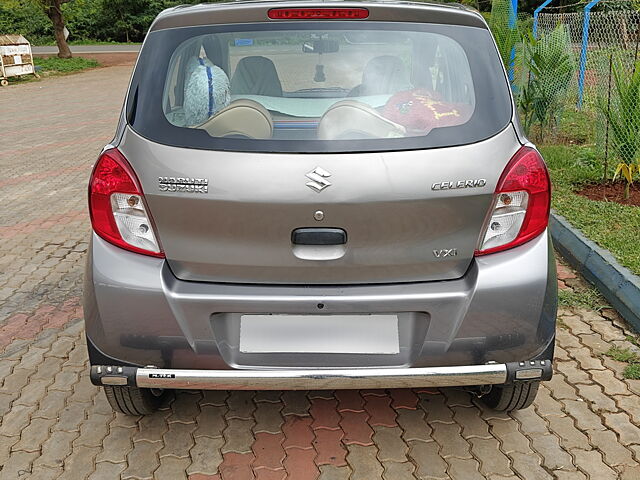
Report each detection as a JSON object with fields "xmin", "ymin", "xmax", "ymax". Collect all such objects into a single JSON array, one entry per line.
[
  {"xmin": 199, "ymin": 99, "xmax": 273, "ymax": 139},
  {"xmin": 318, "ymin": 100, "xmax": 406, "ymax": 140}
]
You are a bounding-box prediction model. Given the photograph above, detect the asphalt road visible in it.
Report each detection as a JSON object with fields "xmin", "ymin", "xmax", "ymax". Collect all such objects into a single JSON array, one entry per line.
[{"xmin": 32, "ymin": 44, "xmax": 141, "ymax": 55}]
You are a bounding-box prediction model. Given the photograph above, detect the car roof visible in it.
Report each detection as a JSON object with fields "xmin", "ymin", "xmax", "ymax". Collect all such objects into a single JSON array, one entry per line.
[{"xmin": 149, "ymin": 1, "xmax": 487, "ymax": 32}]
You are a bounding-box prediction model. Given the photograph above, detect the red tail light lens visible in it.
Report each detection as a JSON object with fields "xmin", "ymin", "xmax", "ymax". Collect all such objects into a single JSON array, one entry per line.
[
  {"xmin": 89, "ymin": 148, "xmax": 164, "ymax": 258},
  {"xmin": 476, "ymin": 147, "xmax": 550, "ymax": 256},
  {"xmin": 268, "ymin": 8, "xmax": 369, "ymax": 19}
]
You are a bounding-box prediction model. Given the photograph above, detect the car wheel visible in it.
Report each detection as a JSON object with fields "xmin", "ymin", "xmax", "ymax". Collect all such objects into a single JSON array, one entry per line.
[
  {"xmin": 103, "ymin": 385, "xmax": 169, "ymax": 415},
  {"xmin": 481, "ymin": 381, "xmax": 540, "ymax": 411}
]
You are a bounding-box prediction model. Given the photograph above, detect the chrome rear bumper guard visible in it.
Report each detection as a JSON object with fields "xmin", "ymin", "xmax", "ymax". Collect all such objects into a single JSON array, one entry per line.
[{"xmin": 90, "ymin": 360, "xmax": 552, "ymax": 390}]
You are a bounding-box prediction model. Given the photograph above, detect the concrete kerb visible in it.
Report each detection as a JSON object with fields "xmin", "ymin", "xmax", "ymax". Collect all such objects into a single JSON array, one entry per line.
[{"xmin": 550, "ymin": 212, "xmax": 640, "ymax": 333}]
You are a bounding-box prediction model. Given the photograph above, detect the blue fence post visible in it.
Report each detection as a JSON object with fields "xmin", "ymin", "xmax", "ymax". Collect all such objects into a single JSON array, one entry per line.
[
  {"xmin": 533, "ymin": 0, "xmax": 553, "ymax": 39},
  {"xmin": 577, "ymin": 0, "xmax": 601, "ymax": 109},
  {"xmin": 508, "ymin": 0, "xmax": 518, "ymax": 83}
]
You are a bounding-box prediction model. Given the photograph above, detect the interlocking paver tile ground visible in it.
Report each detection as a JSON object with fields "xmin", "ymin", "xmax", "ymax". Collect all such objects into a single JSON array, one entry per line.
[{"xmin": 1, "ymin": 66, "xmax": 640, "ymax": 479}]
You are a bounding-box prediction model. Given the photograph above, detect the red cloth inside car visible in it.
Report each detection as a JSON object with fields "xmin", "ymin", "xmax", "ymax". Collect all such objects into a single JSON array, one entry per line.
[{"xmin": 382, "ymin": 89, "xmax": 473, "ymax": 134}]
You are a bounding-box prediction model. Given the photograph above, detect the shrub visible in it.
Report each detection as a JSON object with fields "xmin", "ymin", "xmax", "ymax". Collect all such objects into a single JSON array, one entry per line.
[
  {"xmin": 598, "ymin": 59, "xmax": 640, "ymax": 199},
  {"xmin": 517, "ymin": 25, "xmax": 575, "ymax": 140},
  {"xmin": 489, "ymin": 0, "xmax": 520, "ymax": 75}
]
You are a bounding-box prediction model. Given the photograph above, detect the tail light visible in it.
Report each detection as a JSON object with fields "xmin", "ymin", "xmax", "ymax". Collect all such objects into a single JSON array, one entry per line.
[
  {"xmin": 476, "ymin": 147, "xmax": 550, "ymax": 256},
  {"xmin": 89, "ymin": 148, "xmax": 164, "ymax": 258}
]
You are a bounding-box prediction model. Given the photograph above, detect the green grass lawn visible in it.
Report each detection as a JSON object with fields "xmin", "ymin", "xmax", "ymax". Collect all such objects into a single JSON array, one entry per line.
[
  {"xmin": 6, "ymin": 57, "xmax": 99, "ymax": 85},
  {"xmin": 541, "ymin": 143, "xmax": 640, "ymax": 275},
  {"xmin": 35, "ymin": 56, "xmax": 99, "ymax": 73}
]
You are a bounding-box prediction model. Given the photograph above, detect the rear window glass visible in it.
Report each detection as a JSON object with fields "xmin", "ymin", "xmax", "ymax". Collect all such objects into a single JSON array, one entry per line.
[{"xmin": 128, "ymin": 22, "xmax": 511, "ymax": 153}]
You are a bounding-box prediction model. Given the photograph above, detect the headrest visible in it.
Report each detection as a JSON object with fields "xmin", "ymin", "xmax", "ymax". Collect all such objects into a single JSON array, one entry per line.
[
  {"xmin": 184, "ymin": 58, "xmax": 231, "ymax": 126},
  {"xmin": 231, "ymin": 56, "xmax": 283, "ymax": 97},
  {"xmin": 198, "ymin": 99, "xmax": 273, "ymax": 139},
  {"xmin": 318, "ymin": 100, "xmax": 405, "ymax": 140},
  {"xmin": 352, "ymin": 55, "xmax": 411, "ymax": 97}
]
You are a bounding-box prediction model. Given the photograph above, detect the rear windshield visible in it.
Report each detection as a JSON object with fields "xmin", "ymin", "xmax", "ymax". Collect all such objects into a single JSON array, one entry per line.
[{"xmin": 128, "ymin": 22, "xmax": 511, "ymax": 153}]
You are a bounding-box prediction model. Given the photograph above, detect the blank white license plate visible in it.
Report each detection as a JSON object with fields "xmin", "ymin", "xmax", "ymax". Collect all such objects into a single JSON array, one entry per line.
[{"xmin": 239, "ymin": 314, "xmax": 400, "ymax": 354}]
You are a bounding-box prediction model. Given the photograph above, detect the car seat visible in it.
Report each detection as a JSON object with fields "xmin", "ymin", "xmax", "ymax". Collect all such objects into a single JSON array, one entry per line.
[
  {"xmin": 349, "ymin": 55, "xmax": 411, "ymax": 97},
  {"xmin": 231, "ymin": 56, "xmax": 283, "ymax": 97}
]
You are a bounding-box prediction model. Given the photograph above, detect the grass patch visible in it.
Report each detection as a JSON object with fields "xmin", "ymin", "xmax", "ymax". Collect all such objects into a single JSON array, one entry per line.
[
  {"xmin": 540, "ymin": 144, "xmax": 640, "ymax": 275},
  {"xmin": 605, "ymin": 345, "xmax": 640, "ymax": 380},
  {"xmin": 605, "ymin": 345, "xmax": 638, "ymax": 363},
  {"xmin": 34, "ymin": 56, "xmax": 99, "ymax": 73},
  {"xmin": 6, "ymin": 57, "xmax": 99, "ymax": 85},
  {"xmin": 623, "ymin": 363, "xmax": 640, "ymax": 380},
  {"xmin": 552, "ymin": 107, "xmax": 597, "ymax": 145},
  {"xmin": 558, "ymin": 285, "xmax": 608, "ymax": 311},
  {"xmin": 626, "ymin": 335, "xmax": 640, "ymax": 348}
]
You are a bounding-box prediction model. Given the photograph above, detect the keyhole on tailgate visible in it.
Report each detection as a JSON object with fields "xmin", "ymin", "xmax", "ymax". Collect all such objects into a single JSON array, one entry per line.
[{"xmin": 317, "ymin": 303, "xmax": 325, "ymax": 310}]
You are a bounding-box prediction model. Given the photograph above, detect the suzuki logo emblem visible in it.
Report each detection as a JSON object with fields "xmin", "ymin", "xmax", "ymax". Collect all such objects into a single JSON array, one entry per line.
[{"xmin": 305, "ymin": 167, "xmax": 332, "ymax": 193}]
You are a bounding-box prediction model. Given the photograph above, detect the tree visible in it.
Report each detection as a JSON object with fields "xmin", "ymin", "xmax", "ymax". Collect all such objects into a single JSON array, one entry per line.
[
  {"xmin": 37, "ymin": 0, "xmax": 73, "ymax": 58},
  {"xmin": 98, "ymin": 0, "xmax": 151, "ymax": 43}
]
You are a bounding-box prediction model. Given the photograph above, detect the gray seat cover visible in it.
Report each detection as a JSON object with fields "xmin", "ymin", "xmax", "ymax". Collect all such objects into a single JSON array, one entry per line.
[
  {"xmin": 349, "ymin": 55, "xmax": 411, "ymax": 97},
  {"xmin": 231, "ymin": 56, "xmax": 283, "ymax": 97}
]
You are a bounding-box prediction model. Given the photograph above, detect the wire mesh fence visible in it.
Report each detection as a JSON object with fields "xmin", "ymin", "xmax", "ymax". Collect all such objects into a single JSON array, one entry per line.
[
  {"xmin": 485, "ymin": 1, "xmax": 639, "ymax": 183},
  {"xmin": 514, "ymin": 21, "xmax": 577, "ymax": 142},
  {"xmin": 537, "ymin": 9, "xmax": 640, "ymax": 104},
  {"xmin": 538, "ymin": 7, "xmax": 640, "ymax": 178}
]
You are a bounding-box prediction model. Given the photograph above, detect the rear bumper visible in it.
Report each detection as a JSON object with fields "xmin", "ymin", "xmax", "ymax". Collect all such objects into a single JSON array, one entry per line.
[
  {"xmin": 84, "ymin": 230, "xmax": 557, "ymax": 372},
  {"xmin": 90, "ymin": 360, "xmax": 552, "ymax": 390}
]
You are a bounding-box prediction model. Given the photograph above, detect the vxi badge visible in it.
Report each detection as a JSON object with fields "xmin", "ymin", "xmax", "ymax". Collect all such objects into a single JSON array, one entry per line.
[
  {"xmin": 432, "ymin": 179, "xmax": 487, "ymax": 191},
  {"xmin": 433, "ymin": 248, "xmax": 458, "ymax": 258}
]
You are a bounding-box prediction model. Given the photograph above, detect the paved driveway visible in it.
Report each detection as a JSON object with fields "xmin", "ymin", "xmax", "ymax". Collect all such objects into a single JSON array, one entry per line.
[{"xmin": 1, "ymin": 66, "xmax": 639, "ymax": 480}]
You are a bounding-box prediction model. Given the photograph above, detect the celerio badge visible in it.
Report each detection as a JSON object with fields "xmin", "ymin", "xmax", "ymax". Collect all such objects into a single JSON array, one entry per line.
[{"xmin": 432, "ymin": 179, "xmax": 486, "ymax": 191}]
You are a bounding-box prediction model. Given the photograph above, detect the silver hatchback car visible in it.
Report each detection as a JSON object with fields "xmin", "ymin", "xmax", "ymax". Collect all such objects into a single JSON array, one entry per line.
[{"xmin": 84, "ymin": 1, "xmax": 557, "ymax": 415}]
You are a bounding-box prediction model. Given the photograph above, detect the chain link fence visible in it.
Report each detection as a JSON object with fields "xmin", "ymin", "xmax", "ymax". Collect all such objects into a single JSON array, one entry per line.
[
  {"xmin": 537, "ymin": 9, "xmax": 640, "ymax": 104},
  {"xmin": 515, "ymin": 20, "xmax": 577, "ymax": 141},
  {"xmin": 537, "ymin": 6, "xmax": 640, "ymax": 177},
  {"xmin": 488, "ymin": 0, "xmax": 577, "ymax": 142}
]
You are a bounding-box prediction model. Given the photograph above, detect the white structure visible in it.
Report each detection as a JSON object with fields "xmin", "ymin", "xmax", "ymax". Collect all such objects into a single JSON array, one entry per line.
[{"xmin": 0, "ymin": 34, "xmax": 38, "ymax": 86}]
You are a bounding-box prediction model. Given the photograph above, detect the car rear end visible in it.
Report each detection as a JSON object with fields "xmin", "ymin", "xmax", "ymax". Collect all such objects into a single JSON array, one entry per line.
[{"xmin": 84, "ymin": 1, "xmax": 556, "ymax": 414}]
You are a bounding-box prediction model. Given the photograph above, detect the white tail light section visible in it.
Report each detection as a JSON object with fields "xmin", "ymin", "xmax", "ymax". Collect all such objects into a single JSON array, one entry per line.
[
  {"xmin": 480, "ymin": 191, "xmax": 528, "ymax": 250},
  {"xmin": 476, "ymin": 147, "xmax": 550, "ymax": 256},
  {"xmin": 110, "ymin": 193, "xmax": 160, "ymax": 253}
]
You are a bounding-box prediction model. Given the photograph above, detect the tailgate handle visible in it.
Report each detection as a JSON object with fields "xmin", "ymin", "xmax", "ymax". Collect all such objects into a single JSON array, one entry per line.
[{"xmin": 292, "ymin": 228, "xmax": 347, "ymax": 246}]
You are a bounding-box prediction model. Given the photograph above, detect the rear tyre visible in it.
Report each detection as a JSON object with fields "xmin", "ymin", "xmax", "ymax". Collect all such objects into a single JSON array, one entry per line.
[
  {"xmin": 0, "ymin": 79, "xmax": 8, "ymax": 87},
  {"xmin": 103, "ymin": 385, "xmax": 169, "ymax": 415},
  {"xmin": 481, "ymin": 381, "xmax": 540, "ymax": 411}
]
